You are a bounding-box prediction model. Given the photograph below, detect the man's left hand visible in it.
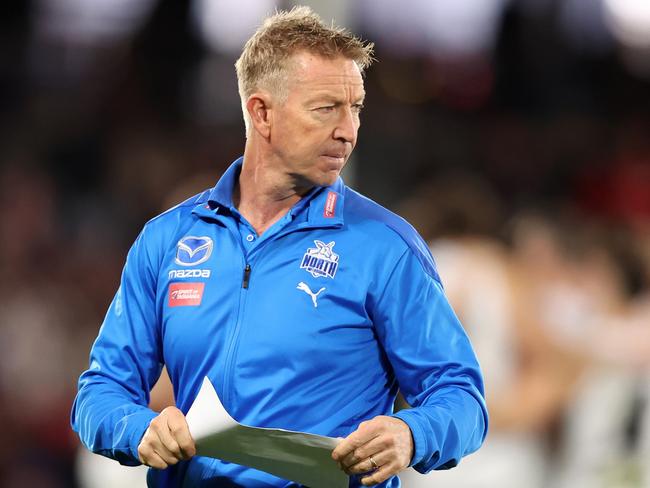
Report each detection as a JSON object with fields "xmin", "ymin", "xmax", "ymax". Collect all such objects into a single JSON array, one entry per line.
[{"xmin": 331, "ymin": 416, "xmax": 414, "ymax": 486}]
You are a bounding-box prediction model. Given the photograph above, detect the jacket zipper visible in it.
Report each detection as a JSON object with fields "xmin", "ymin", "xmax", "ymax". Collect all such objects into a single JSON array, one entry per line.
[
  {"xmin": 242, "ymin": 264, "xmax": 251, "ymax": 289},
  {"xmin": 221, "ymin": 221, "xmax": 340, "ymax": 407},
  {"xmin": 222, "ymin": 255, "xmax": 249, "ymax": 407}
]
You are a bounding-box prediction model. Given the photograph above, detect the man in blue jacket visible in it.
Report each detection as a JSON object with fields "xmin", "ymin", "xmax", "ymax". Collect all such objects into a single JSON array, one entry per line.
[{"xmin": 71, "ymin": 6, "xmax": 487, "ymax": 487}]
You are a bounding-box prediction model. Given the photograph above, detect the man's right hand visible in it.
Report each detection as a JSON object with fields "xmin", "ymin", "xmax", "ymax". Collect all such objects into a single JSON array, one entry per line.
[{"xmin": 138, "ymin": 406, "xmax": 197, "ymax": 469}]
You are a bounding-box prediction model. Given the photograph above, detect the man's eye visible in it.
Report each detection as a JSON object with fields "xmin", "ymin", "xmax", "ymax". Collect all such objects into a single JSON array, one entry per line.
[
  {"xmin": 317, "ymin": 106, "xmax": 335, "ymax": 113},
  {"xmin": 352, "ymin": 104, "xmax": 364, "ymax": 113}
]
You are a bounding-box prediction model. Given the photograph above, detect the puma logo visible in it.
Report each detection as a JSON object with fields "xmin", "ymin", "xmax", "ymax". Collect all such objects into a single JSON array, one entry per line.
[{"xmin": 296, "ymin": 282, "xmax": 326, "ymax": 308}]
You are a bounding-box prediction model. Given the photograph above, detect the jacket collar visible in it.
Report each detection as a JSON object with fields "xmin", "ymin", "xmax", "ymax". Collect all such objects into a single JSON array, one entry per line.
[
  {"xmin": 305, "ymin": 177, "xmax": 345, "ymax": 228},
  {"xmin": 194, "ymin": 157, "xmax": 345, "ymax": 228},
  {"xmin": 206, "ymin": 156, "xmax": 242, "ymax": 210}
]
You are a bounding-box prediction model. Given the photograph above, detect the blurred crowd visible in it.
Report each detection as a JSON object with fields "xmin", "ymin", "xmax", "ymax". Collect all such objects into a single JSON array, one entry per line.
[
  {"xmin": 398, "ymin": 173, "xmax": 650, "ymax": 488},
  {"xmin": 0, "ymin": 0, "xmax": 649, "ymax": 487}
]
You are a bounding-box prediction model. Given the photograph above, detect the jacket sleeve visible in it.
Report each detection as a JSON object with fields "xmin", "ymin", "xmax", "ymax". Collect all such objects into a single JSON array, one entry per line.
[
  {"xmin": 71, "ymin": 225, "xmax": 163, "ymax": 465},
  {"xmin": 371, "ymin": 248, "xmax": 488, "ymax": 473}
]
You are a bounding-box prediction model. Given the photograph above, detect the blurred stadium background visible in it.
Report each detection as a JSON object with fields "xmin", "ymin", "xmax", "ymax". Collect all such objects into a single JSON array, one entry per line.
[{"xmin": 0, "ymin": 0, "xmax": 649, "ymax": 486}]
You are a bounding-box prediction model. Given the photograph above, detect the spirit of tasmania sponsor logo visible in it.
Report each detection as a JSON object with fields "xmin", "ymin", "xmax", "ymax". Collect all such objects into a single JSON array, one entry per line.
[
  {"xmin": 168, "ymin": 269, "xmax": 211, "ymax": 279},
  {"xmin": 168, "ymin": 282, "xmax": 205, "ymax": 307}
]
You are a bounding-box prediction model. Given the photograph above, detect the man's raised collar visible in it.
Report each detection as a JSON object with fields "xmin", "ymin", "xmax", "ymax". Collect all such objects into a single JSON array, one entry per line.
[
  {"xmin": 207, "ymin": 156, "xmax": 243, "ymax": 210},
  {"xmin": 200, "ymin": 157, "xmax": 345, "ymax": 227},
  {"xmin": 304, "ymin": 178, "xmax": 344, "ymax": 227}
]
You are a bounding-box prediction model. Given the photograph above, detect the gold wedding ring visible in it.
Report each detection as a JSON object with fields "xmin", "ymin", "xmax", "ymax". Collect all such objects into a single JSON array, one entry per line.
[{"xmin": 369, "ymin": 456, "xmax": 379, "ymax": 470}]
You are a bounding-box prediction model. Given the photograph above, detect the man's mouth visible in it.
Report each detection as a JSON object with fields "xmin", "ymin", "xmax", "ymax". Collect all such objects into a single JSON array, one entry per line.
[{"xmin": 321, "ymin": 151, "xmax": 347, "ymax": 161}]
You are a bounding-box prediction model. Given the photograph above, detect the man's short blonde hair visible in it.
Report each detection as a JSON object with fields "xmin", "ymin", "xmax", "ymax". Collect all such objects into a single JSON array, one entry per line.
[{"xmin": 235, "ymin": 6, "xmax": 374, "ymax": 135}]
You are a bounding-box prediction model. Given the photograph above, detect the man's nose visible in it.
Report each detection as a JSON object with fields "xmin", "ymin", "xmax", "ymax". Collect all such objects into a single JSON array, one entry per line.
[{"xmin": 333, "ymin": 107, "xmax": 358, "ymax": 143}]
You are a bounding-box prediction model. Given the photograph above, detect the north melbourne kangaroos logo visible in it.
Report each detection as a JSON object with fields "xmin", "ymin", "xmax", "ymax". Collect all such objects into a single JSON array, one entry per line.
[{"xmin": 300, "ymin": 240, "xmax": 339, "ymax": 279}]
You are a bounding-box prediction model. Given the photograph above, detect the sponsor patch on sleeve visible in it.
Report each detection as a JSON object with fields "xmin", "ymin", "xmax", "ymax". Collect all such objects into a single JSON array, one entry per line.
[{"xmin": 168, "ymin": 282, "xmax": 205, "ymax": 307}]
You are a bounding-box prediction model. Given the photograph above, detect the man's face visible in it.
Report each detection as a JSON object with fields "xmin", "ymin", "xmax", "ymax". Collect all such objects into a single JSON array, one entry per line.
[{"xmin": 269, "ymin": 52, "xmax": 365, "ymax": 188}]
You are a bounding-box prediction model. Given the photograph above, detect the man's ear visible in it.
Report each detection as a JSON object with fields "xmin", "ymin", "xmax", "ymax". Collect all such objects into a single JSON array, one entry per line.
[{"xmin": 246, "ymin": 93, "xmax": 273, "ymax": 139}]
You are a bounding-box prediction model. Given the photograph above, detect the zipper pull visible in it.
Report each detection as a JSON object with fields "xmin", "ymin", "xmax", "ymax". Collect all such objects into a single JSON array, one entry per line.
[{"xmin": 242, "ymin": 264, "xmax": 251, "ymax": 289}]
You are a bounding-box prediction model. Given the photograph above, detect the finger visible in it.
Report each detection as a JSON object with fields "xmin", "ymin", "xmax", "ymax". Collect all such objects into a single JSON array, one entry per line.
[
  {"xmin": 142, "ymin": 430, "xmax": 181, "ymax": 466},
  {"xmin": 138, "ymin": 420, "xmax": 179, "ymax": 464},
  {"xmin": 140, "ymin": 449, "xmax": 169, "ymax": 470},
  {"xmin": 153, "ymin": 443, "xmax": 181, "ymax": 466},
  {"xmin": 346, "ymin": 449, "xmax": 389, "ymax": 475},
  {"xmin": 346, "ymin": 456, "xmax": 378, "ymax": 475},
  {"xmin": 167, "ymin": 413, "xmax": 196, "ymax": 458},
  {"xmin": 340, "ymin": 435, "xmax": 386, "ymax": 470},
  {"xmin": 361, "ymin": 463, "xmax": 395, "ymax": 487},
  {"xmin": 151, "ymin": 418, "xmax": 182, "ymax": 460},
  {"xmin": 332, "ymin": 421, "xmax": 379, "ymax": 461}
]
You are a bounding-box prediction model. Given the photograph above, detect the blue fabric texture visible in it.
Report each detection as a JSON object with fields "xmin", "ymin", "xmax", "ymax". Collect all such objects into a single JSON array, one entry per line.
[{"xmin": 71, "ymin": 157, "xmax": 487, "ymax": 487}]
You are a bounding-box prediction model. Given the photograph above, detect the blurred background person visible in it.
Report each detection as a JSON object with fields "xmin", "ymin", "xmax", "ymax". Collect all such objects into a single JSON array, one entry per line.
[{"xmin": 399, "ymin": 178, "xmax": 584, "ymax": 488}]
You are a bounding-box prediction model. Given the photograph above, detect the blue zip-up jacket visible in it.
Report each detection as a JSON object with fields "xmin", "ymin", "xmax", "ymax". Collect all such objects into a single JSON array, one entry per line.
[{"xmin": 71, "ymin": 158, "xmax": 487, "ymax": 487}]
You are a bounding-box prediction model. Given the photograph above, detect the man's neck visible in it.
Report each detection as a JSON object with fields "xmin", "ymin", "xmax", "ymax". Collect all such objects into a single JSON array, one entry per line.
[{"xmin": 234, "ymin": 153, "xmax": 312, "ymax": 236}]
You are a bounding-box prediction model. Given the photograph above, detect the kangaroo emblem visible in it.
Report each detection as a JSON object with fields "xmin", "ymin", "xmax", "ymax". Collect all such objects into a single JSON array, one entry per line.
[{"xmin": 297, "ymin": 282, "xmax": 326, "ymax": 308}]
